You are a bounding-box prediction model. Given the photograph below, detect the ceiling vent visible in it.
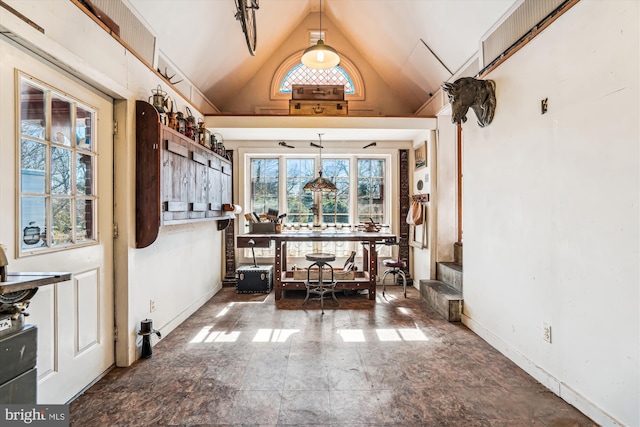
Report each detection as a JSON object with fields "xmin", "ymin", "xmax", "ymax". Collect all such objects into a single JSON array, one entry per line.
[
  {"xmin": 90, "ymin": 0, "xmax": 155, "ymax": 66},
  {"xmin": 480, "ymin": 0, "xmax": 568, "ymax": 71},
  {"xmin": 309, "ymin": 30, "xmax": 325, "ymax": 46}
]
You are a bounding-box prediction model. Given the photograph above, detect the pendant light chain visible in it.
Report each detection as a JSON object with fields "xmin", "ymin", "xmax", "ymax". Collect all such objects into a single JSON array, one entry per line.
[
  {"xmin": 319, "ymin": 0, "xmax": 322, "ymax": 41},
  {"xmin": 318, "ymin": 133, "xmax": 323, "ymax": 176}
]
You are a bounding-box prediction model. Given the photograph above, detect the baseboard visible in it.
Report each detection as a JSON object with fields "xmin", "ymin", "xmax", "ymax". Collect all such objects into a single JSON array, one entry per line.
[
  {"xmin": 461, "ymin": 314, "xmax": 623, "ymax": 427},
  {"xmin": 153, "ymin": 284, "xmax": 220, "ymax": 345}
]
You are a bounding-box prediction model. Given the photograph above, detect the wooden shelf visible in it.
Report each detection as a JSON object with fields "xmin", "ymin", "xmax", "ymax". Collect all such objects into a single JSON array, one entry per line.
[
  {"xmin": 280, "ymin": 270, "xmax": 371, "ymax": 291},
  {"xmin": 135, "ymin": 100, "xmax": 232, "ymax": 248}
]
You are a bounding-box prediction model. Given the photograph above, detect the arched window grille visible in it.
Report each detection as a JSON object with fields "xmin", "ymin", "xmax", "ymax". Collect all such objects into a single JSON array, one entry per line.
[{"xmin": 280, "ymin": 63, "xmax": 355, "ymax": 94}]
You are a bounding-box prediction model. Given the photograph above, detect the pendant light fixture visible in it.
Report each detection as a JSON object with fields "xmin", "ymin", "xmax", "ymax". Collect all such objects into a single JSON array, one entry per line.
[
  {"xmin": 301, "ymin": 0, "xmax": 340, "ymax": 70},
  {"xmin": 303, "ymin": 133, "xmax": 337, "ymax": 192}
]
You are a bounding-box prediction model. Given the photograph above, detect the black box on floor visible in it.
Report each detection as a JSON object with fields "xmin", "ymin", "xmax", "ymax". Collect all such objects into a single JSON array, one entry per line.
[{"xmin": 236, "ymin": 265, "xmax": 273, "ymax": 293}]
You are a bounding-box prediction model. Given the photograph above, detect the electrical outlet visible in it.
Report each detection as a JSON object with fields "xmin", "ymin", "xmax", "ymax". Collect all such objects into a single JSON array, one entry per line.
[
  {"xmin": 150, "ymin": 299, "xmax": 156, "ymax": 313},
  {"xmin": 542, "ymin": 323, "xmax": 552, "ymax": 343}
]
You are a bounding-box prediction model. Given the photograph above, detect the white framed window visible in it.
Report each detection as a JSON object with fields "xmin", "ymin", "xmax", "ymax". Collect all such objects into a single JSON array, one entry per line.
[
  {"xmin": 280, "ymin": 64, "xmax": 355, "ymax": 94},
  {"xmin": 270, "ymin": 52, "xmax": 365, "ymax": 101},
  {"xmin": 357, "ymin": 159, "xmax": 385, "ymax": 224},
  {"xmin": 244, "ymin": 153, "xmax": 390, "ymax": 259},
  {"xmin": 321, "ymin": 158, "xmax": 350, "ymax": 224},
  {"xmin": 286, "ymin": 158, "xmax": 314, "ymax": 223},
  {"xmin": 18, "ymin": 74, "xmax": 98, "ymax": 254},
  {"xmin": 249, "ymin": 158, "xmax": 279, "ymax": 215}
]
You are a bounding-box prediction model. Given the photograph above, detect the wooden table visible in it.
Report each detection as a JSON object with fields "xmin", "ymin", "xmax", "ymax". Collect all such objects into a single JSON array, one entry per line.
[
  {"xmin": 1, "ymin": 272, "xmax": 72, "ymax": 319},
  {"xmin": 0, "ymin": 272, "xmax": 72, "ymax": 295},
  {"xmin": 237, "ymin": 231, "xmax": 397, "ymax": 300}
]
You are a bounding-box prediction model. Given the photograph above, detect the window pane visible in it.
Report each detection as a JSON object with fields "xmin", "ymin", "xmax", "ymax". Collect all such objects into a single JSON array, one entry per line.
[
  {"xmin": 76, "ymin": 198, "xmax": 94, "ymax": 241},
  {"xmin": 18, "ymin": 76, "xmax": 98, "ymax": 255},
  {"xmin": 286, "ymin": 158, "xmax": 314, "ymax": 223},
  {"xmin": 371, "ymin": 160, "xmax": 383, "ymax": 176},
  {"xmin": 320, "ymin": 159, "xmax": 349, "ymax": 224},
  {"xmin": 52, "ymin": 197, "xmax": 72, "ymax": 246},
  {"xmin": 371, "ymin": 178, "xmax": 383, "ymax": 199},
  {"xmin": 357, "ymin": 159, "xmax": 385, "ymax": 224},
  {"xmin": 76, "ymin": 106, "xmax": 93, "ymax": 151},
  {"xmin": 250, "ymin": 158, "xmax": 279, "ymax": 214},
  {"xmin": 20, "ymin": 81, "xmax": 46, "ymax": 140},
  {"xmin": 51, "ymin": 147, "xmax": 72, "ymax": 195},
  {"xmin": 21, "ymin": 139, "xmax": 46, "ymax": 193},
  {"xmin": 20, "ymin": 196, "xmax": 46, "ymax": 249},
  {"xmin": 51, "ymin": 95, "xmax": 72, "ymax": 146},
  {"xmin": 358, "ymin": 159, "xmax": 370, "ymax": 176},
  {"xmin": 76, "ymin": 153, "xmax": 94, "ymax": 196}
]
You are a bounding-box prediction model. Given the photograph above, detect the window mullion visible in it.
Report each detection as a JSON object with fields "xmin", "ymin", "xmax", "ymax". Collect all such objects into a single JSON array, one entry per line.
[
  {"xmin": 71, "ymin": 105, "xmax": 77, "ymax": 243},
  {"xmin": 350, "ymin": 157, "xmax": 357, "ymax": 226},
  {"xmin": 279, "ymin": 154, "xmax": 286, "ymax": 221}
]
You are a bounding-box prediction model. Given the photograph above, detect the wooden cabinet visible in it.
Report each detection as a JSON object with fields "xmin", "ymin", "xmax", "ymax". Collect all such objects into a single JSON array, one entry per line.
[{"xmin": 136, "ymin": 100, "xmax": 232, "ymax": 248}]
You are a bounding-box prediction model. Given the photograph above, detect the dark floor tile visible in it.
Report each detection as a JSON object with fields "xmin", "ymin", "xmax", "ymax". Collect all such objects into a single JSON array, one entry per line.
[{"xmin": 69, "ymin": 286, "xmax": 596, "ymax": 427}]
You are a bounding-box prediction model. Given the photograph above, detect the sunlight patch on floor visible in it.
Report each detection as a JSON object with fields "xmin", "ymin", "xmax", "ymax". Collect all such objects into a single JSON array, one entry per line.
[
  {"xmin": 375, "ymin": 329, "xmax": 402, "ymax": 341},
  {"xmin": 190, "ymin": 326, "xmax": 241, "ymax": 343},
  {"xmin": 252, "ymin": 328, "xmax": 299, "ymax": 342},
  {"xmin": 397, "ymin": 328, "xmax": 428, "ymax": 341},
  {"xmin": 337, "ymin": 329, "xmax": 366, "ymax": 342},
  {"xmin": 216, "ymin": 303, "xmax": 234, "ymax": 318}
]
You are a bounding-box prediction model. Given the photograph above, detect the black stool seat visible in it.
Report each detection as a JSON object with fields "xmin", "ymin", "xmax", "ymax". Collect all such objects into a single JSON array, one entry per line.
[
  {"xmin": 383, "ymin": 259, "xmax": 406, "ymax": 269},
  {"xmin": 303, "ymin": 253, "xmax": 337, "ymax": 313},
  {"xmin": 306, "ymin": 253, "xmax": 336, "ymax": 263},
  {"xmin": 381, "ymin": 258, "xmax": 408, "ymax": 298}
]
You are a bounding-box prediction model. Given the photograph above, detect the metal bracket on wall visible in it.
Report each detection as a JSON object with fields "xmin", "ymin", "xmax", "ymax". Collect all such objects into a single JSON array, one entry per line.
[{"xmin": 411, "ymin": 193, "xmax": 430, "ymax": 203}]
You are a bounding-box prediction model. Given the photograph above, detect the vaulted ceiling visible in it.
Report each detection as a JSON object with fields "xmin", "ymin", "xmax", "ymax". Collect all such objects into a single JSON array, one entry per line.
[{"xmin": 128, "ymin": 0, "xmax": 516, "ymax": 115}]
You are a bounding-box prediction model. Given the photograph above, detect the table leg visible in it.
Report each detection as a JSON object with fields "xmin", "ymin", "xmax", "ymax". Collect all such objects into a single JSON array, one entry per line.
[
  {"xmin": 274, "ymin": 241, "xmax": 282, "ymax": 300},
  {"xmin": 281, "ymin": 242, "xmax": 288, "ymax": 271},
  {"xmin": 368, "ymin": 241, "xmax": 377, "ymax": 300},
  {"xmin": 362, "ymin": 246, "xmax": 369, "ymax": 273}
]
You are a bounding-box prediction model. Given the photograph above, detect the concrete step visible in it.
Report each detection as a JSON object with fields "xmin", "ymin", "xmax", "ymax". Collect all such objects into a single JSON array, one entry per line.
[
  {"xmin": 436, "ymin": 262, "xmax": 463, "ymax": 293},
  {"xmin": 420, "ymin": 279, "xmax": 463, "ymax": 322},
  {"xmin": 454, "ymin": 242, "xmax": 463, "ymax": 265}
]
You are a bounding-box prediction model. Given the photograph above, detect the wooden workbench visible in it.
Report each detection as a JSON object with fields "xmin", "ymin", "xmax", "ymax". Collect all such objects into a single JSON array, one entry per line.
[{"xmin": 237, "ymin": 231, "xmax": 397, "ymax": 300}]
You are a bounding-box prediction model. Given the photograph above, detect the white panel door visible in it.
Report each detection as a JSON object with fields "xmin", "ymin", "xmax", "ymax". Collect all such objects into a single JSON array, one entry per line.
[{"xmin": 0, "ymin": 39, "xmax": 114, "ymax": 404}]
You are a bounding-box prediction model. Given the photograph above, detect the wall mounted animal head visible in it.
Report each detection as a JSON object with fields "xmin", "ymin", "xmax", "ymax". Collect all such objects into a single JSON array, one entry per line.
[{"xmin": 441, "ymin": 77, "xmax": 496, "ymax": 127}]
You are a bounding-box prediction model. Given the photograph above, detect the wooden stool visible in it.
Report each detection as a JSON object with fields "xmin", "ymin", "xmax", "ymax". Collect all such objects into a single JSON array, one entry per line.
[
  {"xmin": 381, "ymin": 259, "xmax": 407, "ymax": 298},
  {"xmin": 302, "ymin": 253, "xmax": 337, "ymax": 313}
]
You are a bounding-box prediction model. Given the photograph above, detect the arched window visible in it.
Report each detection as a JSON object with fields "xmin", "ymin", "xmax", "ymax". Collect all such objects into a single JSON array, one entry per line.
[
  {"xmin": 271, "ymin": 52, "xmax": 364, "ymax": 101},
  {"xmin": 280, "ymin": 64, "xmax": 355, "ymax": 94}
]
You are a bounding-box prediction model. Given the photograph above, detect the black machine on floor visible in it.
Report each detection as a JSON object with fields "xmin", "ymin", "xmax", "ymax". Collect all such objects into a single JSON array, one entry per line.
[
  {"xmin": 0, "ymin": 324, "xmax": 37, "ymax": 403},
  {"xmin": 235, "ymin": 239, "xmax": 273, "ymax": 293}
]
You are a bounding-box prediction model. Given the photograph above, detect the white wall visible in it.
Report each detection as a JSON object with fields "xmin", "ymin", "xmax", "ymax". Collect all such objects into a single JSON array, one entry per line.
[
  {"xmin": 223, "ymin": 13, "xmax": 413, "ymax": 116},
  {"xmin": 409, "ymin": 130, "xmax": 437, "ymax": 282},
  {"xmin": 1, "ymin": 0, "xmax": 224, "ymax": 367},
  {"xmin": 461, "ymin": 2, "xmax": 639, "ymax": 426},
  {"xmin": 434, "ymin": 114, "xmax": 458, "ymax": 264}
]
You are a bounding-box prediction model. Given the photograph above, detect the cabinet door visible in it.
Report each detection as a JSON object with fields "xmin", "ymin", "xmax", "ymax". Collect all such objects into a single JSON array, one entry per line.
[
  {"xmin": 162, "ymin": 130, "xmax": 189, "ymax": 222},
  {"xmin": 221, "ymin": 159, "xmax": 232, "ymax": 205},
  {"xmin": 189, "ymin": 145, "xmax": 209, "ymax": 219},
  {"xmin": 209, "ymin": 157, "xmax": 222, "ymax": 216}
]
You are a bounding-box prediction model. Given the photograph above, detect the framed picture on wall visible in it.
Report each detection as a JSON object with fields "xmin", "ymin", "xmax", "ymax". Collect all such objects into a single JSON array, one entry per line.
[{"xmin": 414, "ymin": 143, "xmax": 427, "ymax": 169}]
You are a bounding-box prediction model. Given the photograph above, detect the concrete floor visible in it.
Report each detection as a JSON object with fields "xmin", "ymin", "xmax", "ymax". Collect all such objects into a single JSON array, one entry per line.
[{"xmin": 70, "ymin": 285, "xmax": 596, "ymax": 426}]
